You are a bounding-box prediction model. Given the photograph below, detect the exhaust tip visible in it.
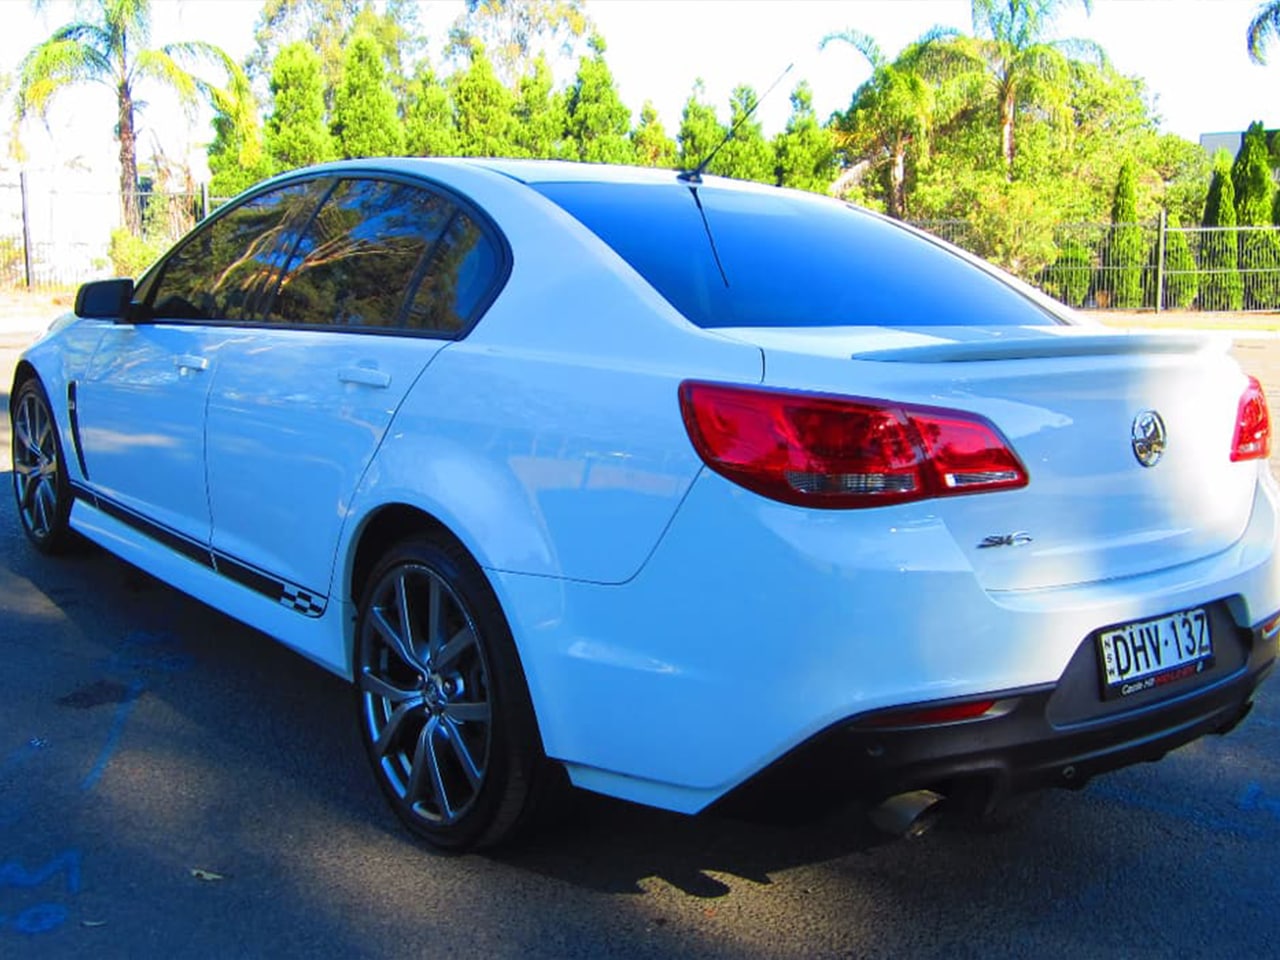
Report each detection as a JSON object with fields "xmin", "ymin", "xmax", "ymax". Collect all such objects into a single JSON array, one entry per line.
[{"xmin": 868, "ymin": 789, "xmax": 946, "ymax": 839}]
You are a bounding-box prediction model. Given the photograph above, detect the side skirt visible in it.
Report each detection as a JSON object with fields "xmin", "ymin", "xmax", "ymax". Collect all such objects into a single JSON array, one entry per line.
[{"xmin": 69, "ymin": 494, "xmax": 350, "ymax": 679}]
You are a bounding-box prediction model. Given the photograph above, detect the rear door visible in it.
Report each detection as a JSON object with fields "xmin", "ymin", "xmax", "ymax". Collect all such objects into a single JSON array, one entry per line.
[
  {"xmin": 76, "ymin": 181, "xmax": 324, "ymax": 545},
  {"xmin": 203, "ymin": 176, "xmax": 505, "ymax": 611}
]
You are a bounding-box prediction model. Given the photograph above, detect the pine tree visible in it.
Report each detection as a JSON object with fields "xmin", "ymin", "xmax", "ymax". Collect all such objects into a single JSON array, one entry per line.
[
  {"xmin": 563, "ymin": 35, "xmax": 633, "ymax": 164},
  {"xmin": 1161, "ymin": 212, "xmax": 1199, "ymax": 309},
  {"xmin": 511, "ymin": 53, "xmax": 565, "ymax": 159},
  {"xmin": 772, "ymin": 81, "xmax": 836, "ymax": 193},
  {"xmin": 404, "ymin": 66, "xmax": 459, "ymax": 157},
  {"xmin": 1232, "ymin": 121, "xmax": 1275, "ymax": 225},
  {"xmin": 264, "ymin": 42, "xmax": 335, "ymax": 170},
  {"xmin": 331, "ymin": 33, "xmax": 405, "ymax": 158},
  {"xmin": 1231, "ymin": 121, "xmax": 1280, "ymax": 308},
  {"xmin": 676, "ymin": 81, "xmax": 724, "ymax": 172},
  {"xmin": 631, "ymin": 101, "xmax": 676, "ymax": 168},
  {"xmin": 1105, "ymin": 161, "xmax": 1145, "ymax": 309},
  {"xmin": 710, "ymin": 85, "xmax": 772, "ymax": 183},
  {"xmin": 450, "ymin": 41, "xmax": 514, "ymax": 156},
  {"xmin": 1200, "ymin": 156, "xmax": 1245, "ymax": 311},
  {"xmin": 1045, "ymin": 239, "xmax": 1091, "ymax": 307}
]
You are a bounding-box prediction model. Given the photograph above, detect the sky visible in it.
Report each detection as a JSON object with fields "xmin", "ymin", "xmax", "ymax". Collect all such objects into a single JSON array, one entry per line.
[{"xmin": 0, "ymin": 0, "xmax": 1276, "ymax": 182}]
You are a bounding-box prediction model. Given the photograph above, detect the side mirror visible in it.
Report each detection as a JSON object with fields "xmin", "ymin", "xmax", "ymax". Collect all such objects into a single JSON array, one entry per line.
[{"xmin": 74, "ymin": 278, "xmax": 136, "ymax": 320}]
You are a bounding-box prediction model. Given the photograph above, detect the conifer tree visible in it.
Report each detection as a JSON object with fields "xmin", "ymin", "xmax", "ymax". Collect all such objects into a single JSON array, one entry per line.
[
  {"xmin": 564, "ymin": 35, "xmax": 633, "ymax": 164},
  {"xmin": 1161, "ymin": 212, "xmax": 1199, "ymax": 309},
  {"xmin": 332, "ymin": 33, "xmax": 405, "ymax": 158},
  {"xmin": 711, "ymin": 85, "xmax": 773, "ymax": 183},
  {"xmin": 511, "ymin": 54, "xmax": 565, "ymax": 158},
  {"xmin": 1106, "ymin": 161, "xmax": 1144, "ymax": 308},
  {"xmin": 450, "ymin": 42, "xmax": 514, "ymax": 156},
  {"xmin": 772, "ymin": 81, "xmax": 836, "ymax": 193},
  {"xmin": 404, "ymin": 66, "xmax": 459, "ymax": 156},
  {"xmin": 265, "ymin": 42, "xmax": 335, "ymax": 170},
  {"xmin": 1233, "ymin": 122, "xmax": 1275, "ymax": 226},
  {"xmin": 676, "ymin": 81, "xmax": 725, "ymax": 172},
  {"xmin": 631, "ymin": 100, "xmax": 677, "ymax": 168},
  {"xmin": 1229, "ymin": 122, "xmax": 1280, "ymax": 308},
  {"xmin": 1200, "ymin": 156, "xmax": 1245, "ymax": 311}
]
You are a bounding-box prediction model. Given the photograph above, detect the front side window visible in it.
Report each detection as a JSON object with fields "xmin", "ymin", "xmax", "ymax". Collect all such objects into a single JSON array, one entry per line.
[
  {"xmin": 146, "ymin": 181, "xmax": 323, "ymax": 322},
  {"xmin": 264, "ymin": 178, "xmax": 454, "ymax": 329}
]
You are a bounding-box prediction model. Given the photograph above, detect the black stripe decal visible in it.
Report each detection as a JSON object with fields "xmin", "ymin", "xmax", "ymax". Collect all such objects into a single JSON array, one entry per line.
[
  {"xmin": 70, "ymin": 484, "xmax": 328, "ymax": 618},
  {"xmin": 65, "ymin": 381, "xmax": 89, "ymax": 481},
  {"xmin": 213, "ymin": 552, "xmax": 283, "ymax": 598}
]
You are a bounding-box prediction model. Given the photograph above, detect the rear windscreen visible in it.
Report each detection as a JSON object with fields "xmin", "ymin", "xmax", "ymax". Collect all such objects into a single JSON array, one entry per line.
[{"xmin": 533, "ymin": 181, "xmax": 1057, "ymax": 329}]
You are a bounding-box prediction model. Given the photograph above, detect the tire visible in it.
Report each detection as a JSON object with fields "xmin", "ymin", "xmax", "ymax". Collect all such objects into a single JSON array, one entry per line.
[
  {"xmin": 11, "ymin": 377, "xmax": 75, "ymax": 554},
  {"xmin": 354, "ymin": 536, "xmax": 550, "ymax": 851}
]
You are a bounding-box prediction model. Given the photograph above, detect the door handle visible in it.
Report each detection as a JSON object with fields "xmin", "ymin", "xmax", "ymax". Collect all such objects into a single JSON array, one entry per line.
[
  {"xmin": 175, "ymin": 354, "xmax": 209, "ymax": 372},
  {"xmin": 338, "ymin": 367, "xmax": 391, "ymax": 389}
]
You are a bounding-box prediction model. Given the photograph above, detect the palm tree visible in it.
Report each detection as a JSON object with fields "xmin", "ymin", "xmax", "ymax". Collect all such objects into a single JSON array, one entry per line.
[
  {"xmin": 15, "ymin": 0, "xmax": 237, "ymax": 232},
  {"xmin": 1248, "ymin": 1, "xmax": 1280, "ymax": 63},
  {"xmin": 822, "ymin": 30, "xmax": 937, "ymax": 219},
  {"xmin": 959, "ymin": 0, "xmax": 1103, "ymax": 175}
]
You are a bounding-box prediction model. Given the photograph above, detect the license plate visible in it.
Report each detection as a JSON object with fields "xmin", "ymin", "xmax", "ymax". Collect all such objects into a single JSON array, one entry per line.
[{"xmin": 1097, "ymin": 608, "xmax": 1214, "ymax": 699}]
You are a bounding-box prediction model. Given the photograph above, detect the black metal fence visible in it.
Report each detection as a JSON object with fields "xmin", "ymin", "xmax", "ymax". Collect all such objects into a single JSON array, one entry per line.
[
  {"xmin": 0, "ymin": 175, "xmax": 216, "ymax": 291},
  {"xmin": 912, "ymin": 215, "xmax": 1280, "ymax": 313}
]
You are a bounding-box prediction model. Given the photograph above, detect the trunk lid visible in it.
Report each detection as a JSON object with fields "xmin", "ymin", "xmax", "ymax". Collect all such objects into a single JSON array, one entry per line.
[{"xmin": 713, "ymin": 324, "xmax": 1258, "ymax": 592}]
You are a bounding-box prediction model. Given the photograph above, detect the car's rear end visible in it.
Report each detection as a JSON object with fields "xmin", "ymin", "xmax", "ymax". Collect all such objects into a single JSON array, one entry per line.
[{"xmin": 495, "ymin": 165, "xmax": 1280, "ymax": 817}]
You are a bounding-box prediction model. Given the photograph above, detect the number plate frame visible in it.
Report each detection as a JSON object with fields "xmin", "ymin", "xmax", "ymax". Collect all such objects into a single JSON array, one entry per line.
[{"xmin": 1096, "ymin": 607, "xmax": 1214, "ymax": 700}]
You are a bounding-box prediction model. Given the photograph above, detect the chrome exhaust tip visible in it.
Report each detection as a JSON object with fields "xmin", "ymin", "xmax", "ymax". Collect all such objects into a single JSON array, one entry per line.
[{"xmin": 868, "ymin": 789, "xmax": 946, "ymax": 839}]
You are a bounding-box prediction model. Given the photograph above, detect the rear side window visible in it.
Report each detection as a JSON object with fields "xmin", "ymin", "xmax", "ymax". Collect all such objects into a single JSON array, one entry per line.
[
  {"xmin": 533, "ymin": 182, "xmax": 1056, "ymax": 328},
  {"xmin": 264, "ymin": 178, "xmax": 455, "ymax": 329},
  {"xmin": 402, "ymin": 211, "xmax": 501, "ymax": 334},
  {"xmin": 147, "ymin": 181, "xmax": 322, "ymax": 321}
]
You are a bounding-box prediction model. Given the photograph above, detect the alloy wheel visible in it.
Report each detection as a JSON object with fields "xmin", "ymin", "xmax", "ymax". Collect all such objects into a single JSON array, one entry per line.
[{"xmin": 358, "ymin": 562, "xmax": 493, "ymax": 827}]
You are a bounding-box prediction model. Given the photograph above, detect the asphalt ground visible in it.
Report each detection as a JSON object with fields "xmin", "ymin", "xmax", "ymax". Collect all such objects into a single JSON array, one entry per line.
[{"xmin": 2, "ymin": 324, "xmax": 1279, "ymax": 959}]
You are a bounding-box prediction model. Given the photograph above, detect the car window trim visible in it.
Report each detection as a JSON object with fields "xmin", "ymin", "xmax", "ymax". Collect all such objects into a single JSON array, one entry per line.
[
  {"xmin": 130, "ymin": 165, "xmax": 512, "ymax": 340},
  {"xmin": 136, "ymin": 177, "xmax": 334, "ymax": 324},
  {"xmin": 249, "ymin": 168, "xmax": 511, "ymax": 340}
]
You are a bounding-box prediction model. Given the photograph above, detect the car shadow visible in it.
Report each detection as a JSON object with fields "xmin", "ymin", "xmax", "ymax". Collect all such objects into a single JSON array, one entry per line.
[{"xmin": 0, "ymin": 478, "xmax": 900, "ymax": 898}]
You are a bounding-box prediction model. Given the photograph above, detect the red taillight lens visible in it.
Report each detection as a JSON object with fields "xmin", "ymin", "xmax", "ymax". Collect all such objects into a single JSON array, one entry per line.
[
  {"xmin": 1231, "ymin": 376, "xmax": 1271, "ymax": 462},
  {"xmin": 863, "ymin": 699, "xmax": 1000, "ymax": 728},
  {"xmin": 678, "ymin": 381, "xmax": 1028, "ymax": 509}
]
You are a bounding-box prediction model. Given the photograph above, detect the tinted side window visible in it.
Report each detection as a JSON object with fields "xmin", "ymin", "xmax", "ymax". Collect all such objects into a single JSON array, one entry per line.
[
  {"xmin": 265, "ymin": 179, "xmax": 454, "ymax": 329},
  {"xmin": 147, "ymin": 182, "xmax": 322, "ymax": 321},
  {"xmin": 403, "ymin": 211, "xmax": 501, "ymax": 334}
]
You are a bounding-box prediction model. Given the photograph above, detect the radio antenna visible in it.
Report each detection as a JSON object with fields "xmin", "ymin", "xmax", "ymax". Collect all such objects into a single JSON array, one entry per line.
[{"xmin": 677, "ymin": 62, "xmax": 794, "ymax": 184}]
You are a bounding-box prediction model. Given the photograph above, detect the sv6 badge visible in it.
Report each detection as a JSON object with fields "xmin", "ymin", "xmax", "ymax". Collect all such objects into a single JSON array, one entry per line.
[{"xmin": 977, "ymin": 532, "xmax": 1034, "ymax": 549}]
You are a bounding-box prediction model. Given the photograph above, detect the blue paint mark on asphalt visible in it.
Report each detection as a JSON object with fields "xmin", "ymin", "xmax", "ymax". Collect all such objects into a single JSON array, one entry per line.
[
  {"xmin": 0, "ymin": 851, "xmax": 82, "ymax": 894},
  {"xmin": 79, "ymin": 680, "xmax": 146, "ymax": 793},
  {"xmin": 1237, "ymin": 782, "xmax": 1280, "ymax": 818},
  {"xmin": 0, "ymin": 852, "xmax": 80, "ymax": 937},
  {"xmin": 2, "ymin": 629, "xmax": 190, "ymax": 938},
  {"xmin": 7, "ymin": 903, "xmax": 68, "ymax": 935}
]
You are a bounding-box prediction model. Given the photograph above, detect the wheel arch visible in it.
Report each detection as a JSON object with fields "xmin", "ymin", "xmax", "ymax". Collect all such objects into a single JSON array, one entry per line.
[{"xmin": 9, "ymin": 360, "xmax": 38, "ymax": 411}]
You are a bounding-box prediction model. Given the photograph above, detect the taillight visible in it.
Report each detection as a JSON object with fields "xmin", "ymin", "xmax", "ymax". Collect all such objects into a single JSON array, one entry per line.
[
  {"xmin": 678, "ymin": 381, "xmax": 1028, "ymax": 509},
  {"xmin": 1231, "ymin": 376, "xmax": 1271, "ymax": 462},
  {"xmin": 863, "ymin": 699, "xmax": 1000, "ymax": 728}
]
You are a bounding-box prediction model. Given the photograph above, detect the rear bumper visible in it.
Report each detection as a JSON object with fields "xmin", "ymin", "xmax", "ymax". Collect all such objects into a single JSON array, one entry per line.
[
  {"xmin": 715, "ymin": 619, "xmax": 1278, "ymax": 814},
  {"xmin": 494, "ymin": 470, "xmax": 1280, "ymax": 815}
]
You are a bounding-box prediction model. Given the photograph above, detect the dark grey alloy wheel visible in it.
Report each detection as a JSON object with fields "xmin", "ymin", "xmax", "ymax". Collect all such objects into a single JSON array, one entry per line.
[
  {"xmin": 11, "ymin": 378, "xmax": 74, "ymax": 553},
  {"xmin": 356, "ymin": 537, "xmax": 549, "ymax": 850}
]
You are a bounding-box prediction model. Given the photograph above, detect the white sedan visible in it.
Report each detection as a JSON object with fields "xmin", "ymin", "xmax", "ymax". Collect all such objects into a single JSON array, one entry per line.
[{"xmin": 11, "ymin": 159, "xmax": 1280, "ymax": 849}]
